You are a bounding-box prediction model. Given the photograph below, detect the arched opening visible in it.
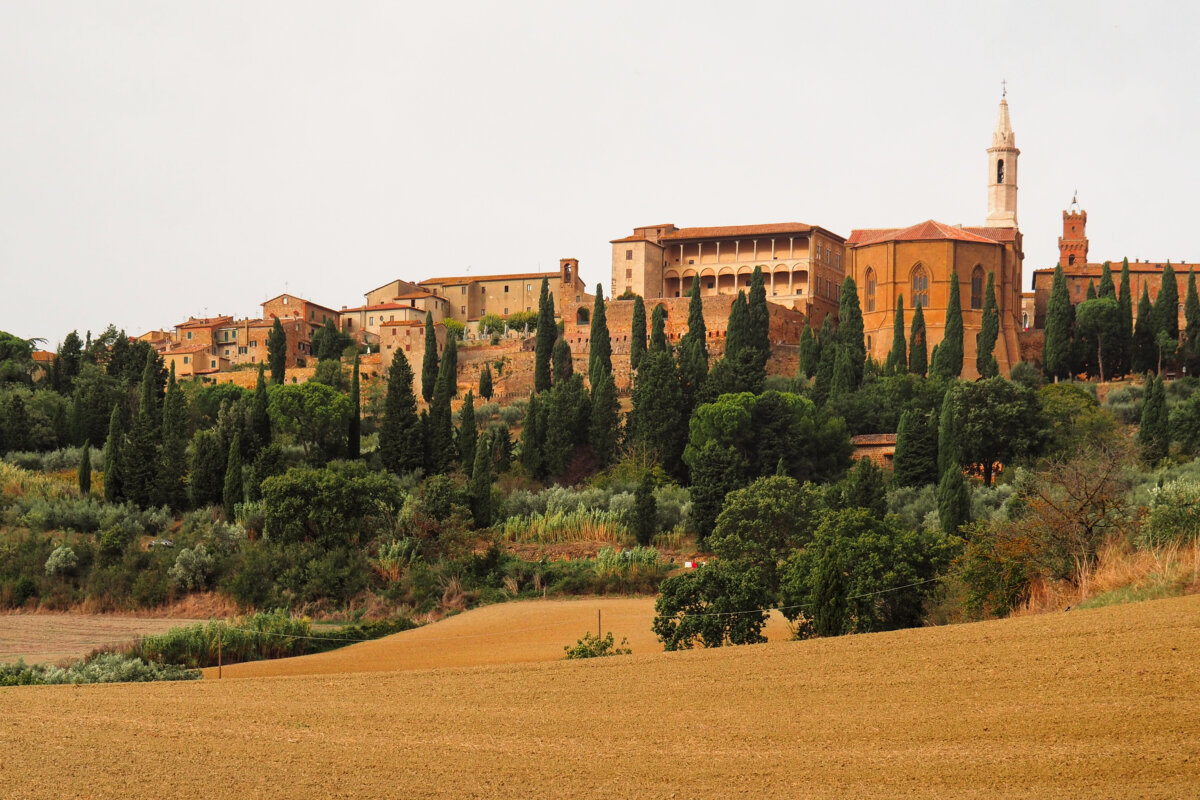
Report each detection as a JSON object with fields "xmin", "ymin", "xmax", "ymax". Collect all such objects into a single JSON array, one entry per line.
[
  {"xmin": 911, "ymin": 265, "xmax": 929, "ymax": 309},
  {"xmin": 865, "ymin": 267, "xmax": 877, "ymax": 312},
  {"xmin": 717, "ymin": 268, "xmax": 736, "ymax": 294},
  {"xmin": 1068, "ymin": 254, "xmax": 1076, "ymax": 266},
  {"xmin": 996, "ymin": 159, "xmax": 1005, "ymax": 184},
  {"xmin": 575, "ymin": 307, "xmax": 590, "ymax": 325},
  {"xmin": 971, "ymin": 266, "xmax": 985, "ymax": 309}
]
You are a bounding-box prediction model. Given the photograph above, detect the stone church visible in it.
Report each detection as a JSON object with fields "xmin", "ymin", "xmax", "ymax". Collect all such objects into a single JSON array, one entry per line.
[{"xmin": 845, "ymin": 95, "xmax": 1025, "ymax": 378}]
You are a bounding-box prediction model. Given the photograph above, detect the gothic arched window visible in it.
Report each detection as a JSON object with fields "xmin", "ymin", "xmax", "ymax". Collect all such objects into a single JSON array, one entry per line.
[
  {"xmin": 997, "ymin": 159, "xmax": 1005, "ymax": 184},
  {"xmin": 865, "ymin": 268, "xmax": 877, "ymax": 312},
  {"xmin": 911, "ymin": 266, "xmax": 929, "ymax": 309},
  {"xmin": 1068, "ymin": 254, "xmax": 1076, "ymax": 266},
  {"xmin": 971, "ymin": 266, "xmax": 985, "ymax": 309}
]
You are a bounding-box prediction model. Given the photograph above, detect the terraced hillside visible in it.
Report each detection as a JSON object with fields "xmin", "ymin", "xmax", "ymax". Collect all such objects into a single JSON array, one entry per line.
[{"xmin": 3, "ymin": 595, "xmax": 1198, "ymax": 799}]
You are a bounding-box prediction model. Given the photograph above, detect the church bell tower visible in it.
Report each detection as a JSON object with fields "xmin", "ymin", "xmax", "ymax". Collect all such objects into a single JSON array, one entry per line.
[{"xmin": 985, "ymin": 87, "xmax": 1019, "ymax": 228}]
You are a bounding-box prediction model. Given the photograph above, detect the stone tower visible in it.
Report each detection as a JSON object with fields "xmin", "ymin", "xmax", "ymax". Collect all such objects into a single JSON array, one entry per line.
[
  {"xmin": 1058, "ymin": 194, "xmax": 1089, "ymax": 267},
  {"xmin": 985, "ymin": 92, "xmax": 1020, "ymax": 228}
]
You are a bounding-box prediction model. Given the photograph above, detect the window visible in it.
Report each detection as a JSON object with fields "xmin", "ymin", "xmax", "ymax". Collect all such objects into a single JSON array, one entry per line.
[
  {"xmin": 183, "ymin": 356, "xmax": 190, "ymax": 365},
  {"xmin": 210, "ymin": 360, "xmax": 216, "ymax": 368},
  {"xmin": 504, "ymin": 285, "xmax": 509, "ymax": 293},
  {"xmin": 481, "ymin": 286, "xmax": 486, "ymax": 294},
  {"xmin": 461, "ymin": 306, "xmax": 466, "ymax": 314},
  {"xmin": 283, "ymin": 297, "xmax": 289, "ymax": 305},
  {"xmin": 865, "ymin": 268, "xmax": 876, "ymax": 312},
  {"xmin": 504, "ymin": 307, "xmax": 509, "ymax": 315},
  {"xmin": 971, "ymin": 266, "xmax": 985, "ymax": 309},
  {"xmin": 309, "ymin": 310, "xmax": 314, "ymax": 320},
  {"xmin": 626, "ymin": 269, "xmax": 633, "ymax": 279},
  {"xmin": 186, "ymin": 331, "xmax": 193, "ymax": 340},
  {"xmin": 389, "ymin": 315, "xmax": 394, "ymax": 322},
  {"xmin": 369, "ymin": 316, "xmax": 374, "ymax": 325},
  {"xmin": 1068, "ymin": 254, "xmax": 1076, "ymax": 266},
  {"xmin": 527, "ymin": 284, "xmax": 532, "ymax": 292},
  {"xmin": 461, "ymin": 287, "xmax": 467, "ymax": 295},
  {"xmin": 911, "ymin": 266, "xmax": 929, "ymax": 309},
  {"xmin": 997, "ymin": 159, "xmax": 1005, "ymax": 183},
  {"xmin": 626, "ymin": 250, "xmax": 633, "ymax": 261}
]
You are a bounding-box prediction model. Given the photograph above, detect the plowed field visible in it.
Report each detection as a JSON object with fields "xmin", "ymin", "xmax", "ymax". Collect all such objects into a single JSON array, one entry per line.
[
  {"xmin": 0, "ymin": 614, "xmax": 203, "ymax": 664},
  {"xmin": 3, "ymin": 595, "xmax": 1199, "ymax": 799}
]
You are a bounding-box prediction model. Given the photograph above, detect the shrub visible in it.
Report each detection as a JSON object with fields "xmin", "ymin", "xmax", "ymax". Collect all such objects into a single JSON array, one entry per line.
[
  {"xmin": 169, "ymin": 545, "xmax": 215, "ymax": 592},
  {"xmin": 44, "ymin": 545, "xmax": 78, "ymax": 577},
  {"xmin": 1144, "ymin": 478, "xmax": 1200, "ymax": 547},
  {"xmin": 0, "ymin": 653, "xmax": 199, "ymax": 686},
  {"xmin": 563, "ymin": 631, "xmax": 631, "ymax": 659}
]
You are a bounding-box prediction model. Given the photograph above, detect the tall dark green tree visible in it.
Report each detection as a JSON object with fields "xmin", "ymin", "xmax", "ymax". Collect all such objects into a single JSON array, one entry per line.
[
  {"xmin": 1085, "ymin": 280, "xmax": 1097, "ymax": 301},
  {"xmin": 937, "ymin": 466, "xmax": 971, "ymax": 536},
  {"xmin": 457, "ymin": 390, "xmax": 478, "ymax": 477},
  {"xmin": 1138, "ymin": 373, "xmax": 1169, "ymax": 464},
  {"xmin": 189, "ymin": 429, "xmax": 225, "ymax": 509},
  {"xmin": 156, "ymin": 362, "xmax": 189, "ymax": 511},
  {"xmin": 1043, "ymin": 264, "xmax": 1073, "ymax": 380},
  {"xmin": 379, "ymin": 352, "xmax": 423, "ymax": 475},
  {"xmin": 347, "ymin": 355, "xmax": 361, "ymax": 459},
  {"xmin": 633, "ymin": 472, "xmax": 658, "ymax": 547},
  {"xmin": 589, "ymin": 369, "xmax": 620, "ymax": 469},
  {"xmin": 77, "ymin": 439, "xmax": 92, "ymax": 497},
  {"xmin": 1116, "ymin": 258, "xmax": 1134, "ymax": 378},
  {"xmin": 629, "ymin": 350, "xmax": 685, "ymax": 477},
  {"xmin": 534, "ymin": 277, "xmax": 556, "ymax": 393},
  {"xmin": 267, "ymin": 318, "xmax": 287, "ymax": 385},
  {"xmin": 427, "ymin": 338, "xmax": 457, "ymax": 473},
  {"xmin": 892, "ymin": 409, "xmax": 939, "ymax": 488},
  {"xmin": 837, "ymin": 275, "xmax": 866, "ymax": 388},
  {"xmin": 724, "ymin": 290, "xmax": 765, "ymax": 394},
  {"xmin": 1133, "ymin": 284, "xmax": 1157, "ymax": 374},
  {"xmin": 519, "ymin": 393, "xmax": 546, "ymax": 478},
  {"xmin": 932, "ymin": 270, "xmax": 963, "ymax": 380},
  {"xmin": 478, "ymin": 362, "xmax": 493, "ymax": 401},
  {"xmin": 122, "ymin": 350, "xmax": 161, "ymax": 507},
  {"xmin": 976, "ymin": 272, "xmax": 1000, "ymax": 378},
  {"xmin": 248, "ymin": 363, "xmax": 271, "ymax": 457},
  {"xmin": 828, "ymin": 346, "xmax": 855, "ymax": 404},
  {"xmin": 810, "ymin": 316, "xmax": 837, "ymax": 406},
  {"xmin": 421, "ymin": 311, "xmax": 439, "ymax": 403},
  {"xmin": 467, "ymin": 434, "xmax": 493, "ymax": 528},
  {"xmin": 688, "ymin": 441, "xmax": 747, "ymax": 548},
  {"xmin": 797, "ymin": 319, "xmax": 818, "ymax": 380},
  {"xmin": 552, "ymin": 336, "xmax": 574, "ymax": 384},
  {"xmin": 543, "ymin": 374, "xmax": 588, "ymax": 478},
  {"xmin": 937, "ymin": 389, "xmax": 962, "ymax": 479},
  {"xmin": 1075, "ymin": 297, "xmax": 1121, "ymax": 382},
  {"xmin": 1185, "ymin": 269, "xmax": 1200, "ymax": 377},
  {"xmin": 630, "ymin": 296, "xmax": 647, "ymax": 372},
  {"xmin": 1154, "ymin": 262, "xmax": 1180, "ymax": 346},
  {"xmin": 747, "ymin": 266, "xmax": 771, "ymax": 378},
  {"xmin": 677, "ymin": 279, "xmax": 709, "ymax": 414},
  {"xmin": 909, "ymin": 303, "xmax": 928, "ymax": 378},
  {"xmin": 649, "ymin": 303, "xmax": 669, "ymax": 354},
  {"xmin": 222, "ymin": 432, "xmax": 243, "ymax": 519},
  {"xmin": 886, "ymin": 295, "xmax": 907, "ymax": 375},
  {"xmin": 588, "ymin": 284, "xmax": 612, "ymax": 387},
  {"xmin": 1098, "ymin": 261, "xmax": 1116, "ymax": 300}
]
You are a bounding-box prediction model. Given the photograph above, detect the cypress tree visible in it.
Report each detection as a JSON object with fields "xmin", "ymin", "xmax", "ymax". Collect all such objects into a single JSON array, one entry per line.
[
  {"xmin": 748, "ymin": 266, "xmax": 770, "ymax": 377},
  {"xmin": 189, "ymin": 429, "xmax": 225, "ymax": 509},
  {"xmin": 588, "ymin": 284, "xmax": 612, "ymax": 388},
  {"xmin": 1116, "ymin": 258, "xmax": 1134, "ymax": 378},
  {"xmin": 1098, "ymin": 261, "xmax": 1116, "ymax": 300},
  {"xmin": 379, "ymin": 352, "xmax": 423, "ymax": 475},
  {"xmin": 427, "ymin": 338, "xmax": 457, "ymax": 473},
  {"xmin": 1138, "ymin": 373, "xmax": 1169, "ymax": 464},
  {"xmin": 1085, "ymin": 280, "xmax": 1097, "ymax": 301},
  {"xmin": 442, "ymin": 331, "xmax": 458, "ymax": 398},
  {"xmin": 629, "ymin": 350, "xmax": 685, "ymax": 477},
  {"xmin": 937, "ymin": 466, "xmax": 972, "ymax": 536},
  {"xmin": 78, "ymin": 440, "xmax": 92, "ymax": 497},
  {"xmin": 829, "ymin": 346, "xmax": 855, "ymax": 403},
  {"xmin": 937, "ymin": 389, "xmax": 962, "ymax": 478},
  {"xmin": 122, "ymin": 355, "xmax": 160, "ymax": 508},
  {"xmin": 1185, "ymin": 270, "xmax": 1200, "ymax": 376},
  {"xmin": 519, "ymin": 393, "xmax": 546, "ymax": 478},
  {"xmin": 677, "ymin": 278, "xmax": 709, "ymax": 414},
  {"xmin": 630, "ymin": 296, "xmax": 647, "ymax": 372},
  {"xmin": 544, "ymin": 374, "xmax": 587, "ymax": 479},
  {"xmin": 725, "ymin": 290, "xmax": 764, "ymax": 394},
  {"xmin": 478, "ymin": 363, "xmax": 494, "ymax": 401},
  {"xmin": 589, "ymin": 369, "xmax": 620, "ymax": 469},
  {"xmin": 534, "ymin": 277, "xmax": 556, "ymax": 393},
  {"xmin": 797, "ymin": 319, "xmax": 818, "ymax": 379},
  {"xmin": 468, "ymin": 433, "xmax": 493, "ymax": 528},
  {"xmin": 222, "ymin": 433, "xmax": 243, "ymax": 519},
  {"xmin": 649, "ymin": 303, "xmax": 668, "ymax": 354},
  {"xmin": 458, "ymin": 391, "xmax": 478, "ymax": 477},
  {"xmin": 892, "ymin": 410, "xmax": 938, "ymax": 488},
  {"xmin": 1043, "ymin": 264, "xmax": 1073, "ymax": 380},
  {"xmin": 688, "ymin": 441, "xmax": 746, "ymax": 547},
  {"xmin": 1154, "ymin": 262, "xmax": 1180, "ymax": 345},
  {"xmin": 811, "ymin": 317, "xmax": 837, "ymax": 406},
  {"xmin": 976, "ymin": 272, "xmax": 1000, "ymax": 379},
  {"xmin": 932, "ymin": 270, "xmax": 964, "ymax": 379},
  {"xmin": 157, "ymin": 362, "xmax": 189, "ymax": 511},
  {"xmin": 421, "ymin": 311, "xmax": 439, "ymax": 403},
  {"xmin": 724, "ymin": 291, "xmax": 750, "ymax": 364},
  {"xmin": 837, "ymin": 275, "xmax": 866, "ymax": 388},
  {"xmin": 138, "ymin": 348, "xmax": 160, "ymax": 427},
  {"xmin": 552, "ymin": 336, "xmax": 574, "ymax": 384},
  {"xmin": 843, "ymin": 457, "xmax": 887, "ymax": 518},
  {"xmin": 633, "ymin": 472, "xmax": 657, "ymax": 547},
  {"xmin": 909, "ymin": 303, "xmax": 928, "ymax": 378},
  {"xmin": 267, "ymin": 318, "xmax": 287, "ymax": 385},
  {"xmin": 347, "ymin": 354, "xmax": 361, "ymax": 459},
  {"xmin": 248, "ymin": 363, "xmax": 271, "ymax": 456},
  {"xmin": 1133, "ymin": 284, "xmax": 1156, "ymax": 374},
  {"xmin": 887, "ymin": 295, "xmax": 907, "ymax": 375}
]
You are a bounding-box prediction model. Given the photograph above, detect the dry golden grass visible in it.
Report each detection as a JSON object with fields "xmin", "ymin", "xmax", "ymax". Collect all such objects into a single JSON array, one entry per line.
[
  {"xmin": 0, "ymin": 614, "xmax": 205, "ymax": 664},
  {"xmin": 2, "ymin": 595, "xmax": 1199, "ymax": 798}
]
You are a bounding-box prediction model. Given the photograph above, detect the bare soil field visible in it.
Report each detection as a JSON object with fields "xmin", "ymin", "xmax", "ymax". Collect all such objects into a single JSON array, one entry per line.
[
  {"xmin": 0, "ymin": 614, "xmax": 204, "ymax": 665},
  {"xmin": 3, "ymin": 596, "xmax": 1199, "ymax": 799},
  {"xmin": 204, "ymin": 595, "xmax": 794, "ymax": 679}
]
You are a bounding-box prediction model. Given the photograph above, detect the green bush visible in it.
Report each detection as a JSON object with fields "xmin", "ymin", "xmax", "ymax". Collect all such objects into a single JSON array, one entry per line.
[
  {"xmin": 0, "ymin": 653, "xmax": 199, "ymax": 686},
  {"xmin": 44, "ymin": 545, "xmax": 78, "ymax": 577},
  {"xmin": 563, "ymin": 631, "xmax": 631, "ymax": 659}
]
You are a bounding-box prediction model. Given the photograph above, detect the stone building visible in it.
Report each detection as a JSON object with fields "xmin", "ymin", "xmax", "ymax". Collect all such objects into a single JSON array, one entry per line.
[
  {"xmin": 610, "ymin": 223, "xmax": 845, "ymax": 326},
  {"xmin": 1029, "ymin": 199, "xmax": 1200, "ymax": 329},
  {"xmin": 845, "ymin": 95, "xmax": 1025, "ymax": 378},
  {"xmin": 417, "ymin": 258, "xmax": 591, "ymax": 324}
]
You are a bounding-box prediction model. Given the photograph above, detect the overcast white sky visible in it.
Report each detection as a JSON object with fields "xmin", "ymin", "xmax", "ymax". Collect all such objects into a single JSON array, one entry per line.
[{"xmin": 3, "ymin": 1, "xmax": 1198, "ymax": 347}]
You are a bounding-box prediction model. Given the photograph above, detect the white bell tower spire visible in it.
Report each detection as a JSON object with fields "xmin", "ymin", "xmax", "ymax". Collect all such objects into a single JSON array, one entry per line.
[{"xmin": 985, "ymin": 84, "xmax": 1019, "ymax": 228}]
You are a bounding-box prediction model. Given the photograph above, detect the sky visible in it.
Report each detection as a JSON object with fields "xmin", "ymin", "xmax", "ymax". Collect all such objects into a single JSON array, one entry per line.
[{"xmin": 3, "ymin": 0, "xmax": 1199, "ymax": 348}]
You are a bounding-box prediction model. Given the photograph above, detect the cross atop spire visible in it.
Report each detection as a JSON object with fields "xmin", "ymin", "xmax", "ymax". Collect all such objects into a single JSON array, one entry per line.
[{"xmin": 1001, "ymin": 78, "xmax": 1007, "ymax": 98}]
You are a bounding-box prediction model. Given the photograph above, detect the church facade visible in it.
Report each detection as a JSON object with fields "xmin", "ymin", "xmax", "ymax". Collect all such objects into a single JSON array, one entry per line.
[{"xmin": 845, "ymin": 96, "xmax": 1025, "ymax": 378}]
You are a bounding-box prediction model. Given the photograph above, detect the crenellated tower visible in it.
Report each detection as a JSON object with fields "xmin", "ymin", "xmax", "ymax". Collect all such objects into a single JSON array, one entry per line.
[
  {"xmin": 1058, "ymin": 193, "xmax": 1089, "ymax": 267},
  {"xmin": 985, "ymin": 90, "xmax": 1019, "ymax": 228}
]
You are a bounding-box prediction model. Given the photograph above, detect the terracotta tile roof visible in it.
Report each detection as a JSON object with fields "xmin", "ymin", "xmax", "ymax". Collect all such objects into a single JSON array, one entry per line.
[
  {"xmin": 848, "ymin": 220, "xmax": 1001, "ymax": 247},
  {"xmin": 850, "ymin": 433, "xmax": 898, "ymax": 446},
  {"xmin": 341, "ymin": 298, "xmax": 438, "ymax": 313},
  {"xmin": 1032, "ymin": 261, "xmax": 1200, "ymax": 277},
  {"xmin": 380, "ymin": 320, "xmax": 435, "ymax": 328},
  {"xmin": 661, "ymin": 223, "xmax": 816, "ymax": 241},
  {"xmin": 610, "ymin": 235, "xmax": 650, "ymax": 244},
  {"xmin": 420, "ymin": 272, "xmax": 558, "ymax": 286},
  {"xmin": 962, "ymin": 226, "xmax": 1018, "ymax": 242},
  {"xmin": 32, "ymin": 350, "xmax": 55, "ymax": 363},
  {"xmin": 162, "ymin": 344, "xmax": 213, "ymax": 355},
  {"xmin": 845, "ymin": 229, "xmax": 894, "ymax": 246},
  {"xmin": 177, "ymin": 315, "xmax": 233, "ymax": 328}
]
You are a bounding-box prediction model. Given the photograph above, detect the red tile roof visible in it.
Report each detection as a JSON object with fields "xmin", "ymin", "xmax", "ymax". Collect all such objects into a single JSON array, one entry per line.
[
  {"xmin": 661, "ymin": 223, "xmax": 817, "ymax": 241},
  {"xmin": 162, "ymin": 344, "xmax": 213, "ymax": 355},
  {"xmin": 420, "ymin": 272, "xmax": 558, "ymax": 286},
  {"xmin": 32, "ymin": 350, "xmax": 55, "ymax": 363},
  {"xmin": 177, "ymin": 315, "xmax": 233, "ymax": 328},
  {"xmin": 850, "ymin": 433, "xmax": 898, "ymax": 446},
  {"xmin": 848, "ymin": 220, "xmax": 1002, "ymax": 247},
  {"xmin": 610, "ymin": 235, "xmax": 650, "ymax": 244},
  {"xmin": 380, "ymin": 320, "xmax": 436, "ymax": 328},
  {"xmin": 962, "ymin": 227, "xmax": 1018, "ymax": 242}
]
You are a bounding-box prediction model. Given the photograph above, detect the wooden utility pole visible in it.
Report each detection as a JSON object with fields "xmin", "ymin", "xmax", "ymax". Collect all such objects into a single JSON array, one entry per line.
[{"xmin": 217, "ymin": 628, "xmax": 222, "ymax": 680}]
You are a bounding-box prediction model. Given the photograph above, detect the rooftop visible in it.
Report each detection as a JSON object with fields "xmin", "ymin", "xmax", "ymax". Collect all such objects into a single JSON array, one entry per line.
[{"xmin": 847, "ymin": 220, "xmax": 1011, "ymax": 247}]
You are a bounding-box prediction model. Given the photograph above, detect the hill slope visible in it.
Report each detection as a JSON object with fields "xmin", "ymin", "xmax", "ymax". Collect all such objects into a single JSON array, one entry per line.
[{"xmin": 3, "ymin": 595, "xmax": 1199, "ymax": 799}]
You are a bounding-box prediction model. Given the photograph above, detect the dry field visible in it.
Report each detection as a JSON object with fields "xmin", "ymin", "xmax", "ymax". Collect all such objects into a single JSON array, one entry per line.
[
  {"xmin": 0, "ymin": 614, "xmax": 204, "ymax": 665},
  {"xmin": 2, "ymin": 595, "xmax": 1199, "ymax": 799}
]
